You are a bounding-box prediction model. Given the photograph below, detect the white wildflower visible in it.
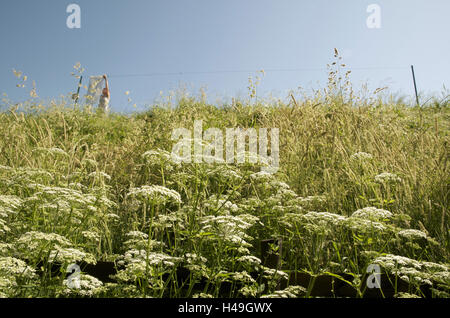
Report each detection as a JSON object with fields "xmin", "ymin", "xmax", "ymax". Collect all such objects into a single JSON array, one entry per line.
[
  {"xmin": 0, "ymin": 195, "xmax": 23, "ymax": 211},
  {"xmin": 395, "ymin": 292, "xmax": 421, "ymax": 298},
  {"xmin": 351, "ymin": 207, "xmax": 393, "ymax": 221},
  {"xmin": 0, "ymin": 257, "xmax": 37, "ymax": 279},
  {"xmin": 0, "ymin": 219, "xmax": 10, "ymax": 234},
  {"xmin": 49, "ymin": 247, "xmax": 96, "ymax": 264},
  {"xmin": 375, "ymin": 172, "xmax": 402, "ymax": 184},
  {"xmin": 345, "ymin": 217, "xmax": 386, "ymax": 232},
  {"xmin": 126, "ymin": 231, "xmax": 149, "ymax": 240},
  {"xmin": 398, "ymin": 229, "xmax": 427, "ymax": 240},
  {"xmin": 81, "ymin": 231, "xmax": 100, "ymax": 243},
  {"xmin": 127, "ymin": 185, "xmax": 182, "ymax": 204},
  {"xmin": 303, "ymin": 211, "xmax": 347, "ymax": 226},
  {"xmin": 185, "ymin": 253, "xmax": 207, "ymax": 264},
  {"xmin": 261, "ymin": 285, "xmax": 306, "ymax": 298},
  {"xmin": 350, "ymin": 152, "xmax": 373, "ymax": 161},
  {"xmin": 17, "ymin": 231, "xmax": 72, "ymax": 251},
  {"xmin": 250, "ymin": 171, "xmax": 273, "ymax": 182},
  {"xmin": 60, "ymin": 274, "xmax": 104, "ymax": 297},
  {"xmin": 192, "ymin": 293, "xmax": 214, "ymax": 298},
  {"xmin": 231, "ymin": 271, "xmax": 256, "ymax": 283},
  {"xmin": 237, "ymin": 255, "xmax": 261, "ymax": 266},
  {"xmin": 262, "ymin": 267, "xmax": 289, "ymax": 280}
]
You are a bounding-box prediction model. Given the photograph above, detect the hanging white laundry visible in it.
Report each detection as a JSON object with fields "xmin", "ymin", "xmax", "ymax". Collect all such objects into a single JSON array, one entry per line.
[{"xmin": 85, "ymin": 76, "xmax": 104, "ymax": 106}]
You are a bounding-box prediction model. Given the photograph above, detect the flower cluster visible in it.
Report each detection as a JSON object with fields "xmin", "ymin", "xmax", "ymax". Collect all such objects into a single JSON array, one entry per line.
[
  {"xmin": 351, "ymin": 207, "xmax": 393, "ymax": 221},
  {"xmin": 350, "ymin": 152, "xmax": 373, "ymax": 161},
  {"xmin": 199, "ymin": 214, "xmax": 258, "ymax": 247},
  {"xmin": 60, "ymin": 274, "xmax": 104, "ymax": 297},
  {"xmin": 302, "ymin": 211, "xmax": 346, "ymax": 226},
  {"xmin": 115, "ymin": 249, "xmax": 181, "ymax": 283},
  {"xmin": 0, "ymin": 257, "xmax": 36, "ymax": 280},
  {"xmin": 261, "ymin": 285, "xmax": 306, "ymax": 298},
  {"xmin": 127, "ymin": 185, "xmax": 182, "ymax": 204},
  {"xmin": 397, "ymin": 229, "xmax": 428, "ymax": 240},
  {"xmin": 16, "ymin": 231, "xmax": 72, "ymax": 262},
  {"xmin": 375, "ymin": 172, "xmax": 402, "ymax": 184},
  {"xmin": 372, "ymin": 254, "xmax": 450, "ymax": 286},
  {"xmin": 49, "ymin": 247, "xmax": 96, "ymax": 265}
]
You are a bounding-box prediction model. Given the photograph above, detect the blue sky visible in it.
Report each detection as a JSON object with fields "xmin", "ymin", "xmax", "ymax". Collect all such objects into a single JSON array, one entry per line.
[{"xmin": 0, "ymin": 0, "xmax": 449, "ymax": 112}]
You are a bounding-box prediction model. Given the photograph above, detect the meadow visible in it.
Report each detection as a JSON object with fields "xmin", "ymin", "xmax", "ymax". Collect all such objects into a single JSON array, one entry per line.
[{"xmin": 0, "ymin": 71, "xmax": 449, "ymax": 298}]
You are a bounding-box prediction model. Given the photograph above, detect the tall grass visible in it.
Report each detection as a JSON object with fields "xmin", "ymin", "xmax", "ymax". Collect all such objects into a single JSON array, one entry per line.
[{"xmin": 0, "ymin": 64, "xmax": 448, "ymax": 298}]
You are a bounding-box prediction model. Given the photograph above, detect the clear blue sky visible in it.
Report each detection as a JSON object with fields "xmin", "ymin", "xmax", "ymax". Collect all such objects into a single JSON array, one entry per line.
[{"xmin": 1, "ymin": 0, "xmax": 449, "ymax": 112}]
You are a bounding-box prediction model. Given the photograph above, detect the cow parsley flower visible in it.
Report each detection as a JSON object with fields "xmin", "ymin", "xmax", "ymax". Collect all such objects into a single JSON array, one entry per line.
[
  {"xmin": 17, "ymin": 231, "xmax": 72, "ymax": 250},
  {"xmin": 0, "ymin": 195, "xmax": 23, "ymax": 212},
  {"xmin": 60, "ymin": 274, "xmax": 104, "ymax": 297},
  {"xmin": 200, "ymin": 214, "xmax": 255, "ymax": 247},
  {"xmin": 127, "ymin": 185, "xmax": 182, "ymax": 204},
  {"xmin": 231, "ymin": 271, "xmax": 256, "ymax": 283},
  {"xmin": 185, "ymin": 253, "xmax": 207, "ymax": 264},
  {"xmin": 49, "ymin": 247, "xmax": 96, "ymax": 264},
  {"xmin": 192, "ymin": 293, "xmax": 214, "ymax": 298},
  {"xmin": 237, "ymin": 255, "xmax": 261, "ymax": 266},
  {"xmin": 261, "ymin": 285, "xmax": 306, "ymax": 298},
  {"xmin": 350, "ymin": 152, "xmax": 373, "ymax": 161},
  {"xmin": 395, "ymin": 292, "xmax": 421, "ymax": 298},
  {"xmin": 303, "ymin": 211, "xmax": 347, "ymax": 226},
  {"xmin": 261, "ymin": 267, "xmax": 289, "ymax": 280},
  {"xmin": 0, "ymin": 257, "xmax": 36, "ymax": 280},
  {"xmin": 351, "ymin": 207, "xmax": 393, "ymax": 221},
  {"xmin": 16, "ymin": 231, "xmax": 73, "ymax": 261},
  {"xmin": 0, "ymin": 219, "xmax": 10, "ymax": 235},
  {"xmin": 81, "ymin": 231, "xmax": 100, "ymax": 243},
  {"xmin": 344, "ymin": 217, "xmax": 386, "ymax": 232},
  {"xmin": 375, "ymin": 172, "xmax": 402, "ymax": 184},
  {"xmin": 250, "ymin": 171, "xmax": 273, "ymax": 182},
  {"xmin": 397, "ymin": 229, "xmax": 427, "ymax": 240},
  {"xmin": 372, "ymin": 254, "xmax": 449, "ymax": 286}
]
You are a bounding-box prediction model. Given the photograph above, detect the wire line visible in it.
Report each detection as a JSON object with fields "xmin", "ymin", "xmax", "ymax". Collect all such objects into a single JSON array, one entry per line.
[{"xmin": 108, "ymin": 66, "xmax": 410, "ymax": 78}]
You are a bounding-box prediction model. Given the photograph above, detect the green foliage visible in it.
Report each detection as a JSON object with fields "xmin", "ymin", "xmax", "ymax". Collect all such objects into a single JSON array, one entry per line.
[{"xmin": 0, "ymin": 86, "xmax": 448, "ymax": 298}]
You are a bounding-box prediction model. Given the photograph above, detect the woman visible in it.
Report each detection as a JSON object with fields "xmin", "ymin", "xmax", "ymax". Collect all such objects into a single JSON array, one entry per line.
[{"xmin": 98, "ymin": 74, "xmax": 110, "ymax": 114}]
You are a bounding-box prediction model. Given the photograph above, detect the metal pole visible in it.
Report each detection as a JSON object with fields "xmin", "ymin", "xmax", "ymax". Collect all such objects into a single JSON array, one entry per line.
[
  {"xmin": 411, "ymin": 65, "xmax": 419, "ymax": 106},
  {"xmin": 75, "ymin": 75, "xmax": 83, "ymax": 105}
]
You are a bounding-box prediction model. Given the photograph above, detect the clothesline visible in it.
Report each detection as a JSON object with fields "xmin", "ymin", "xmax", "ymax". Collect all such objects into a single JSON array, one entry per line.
[{"xmin": 107, "ymin": 66, "xmax": 411, "ymax": 78}]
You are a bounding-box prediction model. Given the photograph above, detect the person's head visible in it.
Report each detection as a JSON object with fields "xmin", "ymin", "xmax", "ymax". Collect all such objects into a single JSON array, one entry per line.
[{"xmin": 102, "ymin": 88, "xmax": 108, "ymax": 96}]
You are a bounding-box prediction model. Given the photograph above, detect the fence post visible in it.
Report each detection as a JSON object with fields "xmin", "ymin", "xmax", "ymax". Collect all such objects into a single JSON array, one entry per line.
[{"xmin": 410, "ymin": 65, "xmax": 419, "ymax": 106}]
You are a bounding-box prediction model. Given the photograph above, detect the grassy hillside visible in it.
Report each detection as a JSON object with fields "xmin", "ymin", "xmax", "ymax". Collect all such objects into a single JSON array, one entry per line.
[{"xmin": 0, "ymin": 94, "xmax": 448, "ymax": 298}]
